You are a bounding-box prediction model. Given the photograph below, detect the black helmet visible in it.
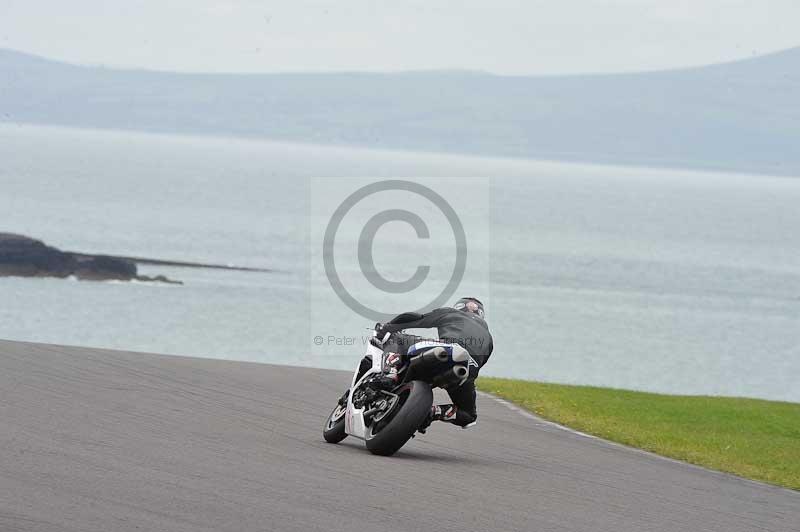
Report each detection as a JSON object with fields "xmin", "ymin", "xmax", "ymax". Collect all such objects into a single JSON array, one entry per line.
[{"xmin": 453, "ymin": 297, "xmax": 485, "ymax": 319}]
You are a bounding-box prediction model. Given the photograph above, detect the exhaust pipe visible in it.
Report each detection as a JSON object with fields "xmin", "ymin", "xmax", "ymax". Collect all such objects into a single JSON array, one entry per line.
[
  {"xmin": 432, "ymin": 365, "xmax": 469, "ymax": 387},
  {"xmin": 409, "ymin": 347, "xmax": 450, "ymax": 370}
]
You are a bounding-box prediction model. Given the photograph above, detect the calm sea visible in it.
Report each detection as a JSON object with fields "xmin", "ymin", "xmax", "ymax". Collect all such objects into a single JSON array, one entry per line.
[{"xmin": 1, "ymin": 124, "xmax": 798, "ymax": 401}]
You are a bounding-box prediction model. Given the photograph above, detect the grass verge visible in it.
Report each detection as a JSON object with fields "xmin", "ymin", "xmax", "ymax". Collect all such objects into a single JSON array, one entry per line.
[{"xmin": 476, "ymin": 378, "xmax": 800, "ymax": 490}]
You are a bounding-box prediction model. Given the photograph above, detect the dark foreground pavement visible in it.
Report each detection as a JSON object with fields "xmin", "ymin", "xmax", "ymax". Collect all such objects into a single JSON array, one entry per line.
[{"xmin": 0, "ymin": 340, "xmax": 797, "ymax": 532}]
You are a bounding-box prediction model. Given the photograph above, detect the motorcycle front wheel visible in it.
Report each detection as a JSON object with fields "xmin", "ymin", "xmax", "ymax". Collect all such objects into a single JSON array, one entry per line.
[
  {"xmin": 365, "ymin": 380, "xmax": 432, "ymax": 456},
  {"xmin": 323, "ymin": 402, "xmax": 348, "ymax": 443}
]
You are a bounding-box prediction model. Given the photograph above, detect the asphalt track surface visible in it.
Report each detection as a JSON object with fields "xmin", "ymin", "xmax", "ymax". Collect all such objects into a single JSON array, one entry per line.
[{"xmin": 1, "ymin": 340, "xmax": 797, "ymax": 532}]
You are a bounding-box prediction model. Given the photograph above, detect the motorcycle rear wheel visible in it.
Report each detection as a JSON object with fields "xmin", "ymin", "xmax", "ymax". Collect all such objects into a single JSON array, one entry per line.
[{"xmin": 365, "ymin": 380, "xmax": 432, "ymax": 456}]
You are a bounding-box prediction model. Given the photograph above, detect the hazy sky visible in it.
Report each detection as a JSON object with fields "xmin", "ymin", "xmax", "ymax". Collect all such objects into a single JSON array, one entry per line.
[{"xmin": 2, "ymin": 1, "xmax": 799, "ymax": 75}]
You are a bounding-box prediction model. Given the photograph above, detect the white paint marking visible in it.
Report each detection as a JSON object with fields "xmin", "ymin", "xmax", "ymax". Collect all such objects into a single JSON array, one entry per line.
[
  {"xmin": 477, "ymin": 391, "xmax": 799, "ymax": 492},
  {"xmin": 477, "ymin": 391, "xmax": 598, "ymax": 439}
]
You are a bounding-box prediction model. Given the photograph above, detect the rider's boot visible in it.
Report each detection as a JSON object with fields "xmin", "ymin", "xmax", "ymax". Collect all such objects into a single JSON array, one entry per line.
[
  {"xmin": 431, "ymin": 404, "xmax": 458, "ymax": 423},
  {"xmin": 369, "ymin": 352, "xmax": 404, "ymax": 390},
  {"xmin": 384, "ymin": 352, "xmax": 403, "ymax": 381},
  {"xmin": 418, "ymin": 403, "xmax": 458, "ymax": 434}
]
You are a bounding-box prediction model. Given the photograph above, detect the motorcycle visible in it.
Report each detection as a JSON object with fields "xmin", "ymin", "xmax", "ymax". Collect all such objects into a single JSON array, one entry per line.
[{"xmin": 323, "ymin": 328, "xmax": 470, "ymax": 456}]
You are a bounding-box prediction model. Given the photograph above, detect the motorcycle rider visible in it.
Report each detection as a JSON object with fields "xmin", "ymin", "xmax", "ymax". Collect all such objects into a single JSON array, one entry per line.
[{"xmin": 358, "ymin": 297, "xmax": 493, "ymax": 429}]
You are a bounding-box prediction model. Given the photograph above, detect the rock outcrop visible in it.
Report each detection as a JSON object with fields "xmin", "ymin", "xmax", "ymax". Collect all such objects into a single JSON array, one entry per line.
[
  {"xmin": 0, "ymin": 233, "xmax": 75, "ymax": 278},
  {"xmin": 0, "ymin": 233, "xmax": 182, "ymax": 284}
]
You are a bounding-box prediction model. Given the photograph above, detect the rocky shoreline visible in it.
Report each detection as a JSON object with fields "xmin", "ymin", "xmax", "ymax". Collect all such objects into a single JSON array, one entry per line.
[{"xmin": 1, "ymin": 233, "xmax": 194, "ymax": 285}]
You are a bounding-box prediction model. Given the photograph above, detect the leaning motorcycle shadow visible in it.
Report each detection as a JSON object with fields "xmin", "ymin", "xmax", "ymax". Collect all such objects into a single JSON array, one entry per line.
[{"xmin": 333, "ymin": 438, "xmax": 488, "ymax": 465}]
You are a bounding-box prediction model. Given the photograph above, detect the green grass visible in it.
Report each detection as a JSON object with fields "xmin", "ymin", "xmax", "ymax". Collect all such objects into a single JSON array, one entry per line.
[{"xmin": 476, "ymin": 378, "xmax": 800, "ymax": 490}]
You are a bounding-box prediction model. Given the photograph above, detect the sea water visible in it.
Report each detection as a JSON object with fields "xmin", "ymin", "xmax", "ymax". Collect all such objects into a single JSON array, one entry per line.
[{"xmin": 1, "ymin": 124, "xmax": 798, "ymax": 401}]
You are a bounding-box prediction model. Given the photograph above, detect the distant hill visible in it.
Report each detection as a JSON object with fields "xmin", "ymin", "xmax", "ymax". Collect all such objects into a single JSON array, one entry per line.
[{"xmin": 1, "ymin": 48, "xmax": 799, "ymax": 176}]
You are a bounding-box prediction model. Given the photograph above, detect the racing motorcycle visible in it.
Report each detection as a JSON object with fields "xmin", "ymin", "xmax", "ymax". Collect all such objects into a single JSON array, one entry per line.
[{"xmin": 323, "ymin": 327, "xmax": 470, "ymax": 456}]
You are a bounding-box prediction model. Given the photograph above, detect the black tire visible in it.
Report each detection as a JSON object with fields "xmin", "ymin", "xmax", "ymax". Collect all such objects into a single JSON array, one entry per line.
[
  {"xmin": 365, "ymin": 381, "xmax": 433, "ymax": 456},
  {"xmin": 323, "ymin": 403, "xmax": 347, "ymax": 443}
]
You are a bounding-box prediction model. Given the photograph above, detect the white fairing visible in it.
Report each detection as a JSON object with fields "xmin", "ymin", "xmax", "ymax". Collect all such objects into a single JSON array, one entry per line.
[
  {"xmin": 450, "ymin": 344, "xmax": 470, "ymax": 364},
  {"xmin": 344, "ymin": 338, "xmax": 383, "ymax": 439}
]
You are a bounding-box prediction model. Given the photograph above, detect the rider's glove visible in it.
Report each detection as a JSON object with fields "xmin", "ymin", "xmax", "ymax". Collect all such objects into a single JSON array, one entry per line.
[{"xmin": 374, "ymin": 322, "xmax": 391, "ymax": 344}]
